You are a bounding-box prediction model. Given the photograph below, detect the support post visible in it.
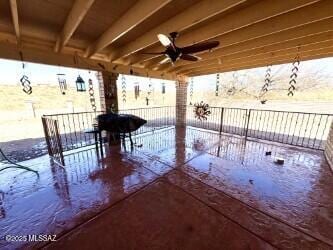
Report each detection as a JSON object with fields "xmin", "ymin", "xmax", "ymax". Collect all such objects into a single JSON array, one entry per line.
[
  {"xmin": 176, "ymin": 77, "xmax": 188, "ymax": 128},
  {"xmin": 96, "ymin": 71, "xmax": 120, "ymax": 145},
  {"xmin": 96, "ymin": 71, "xmax": 119, "ymax": 113},
  {"xmin": 325, "ymin": 120, "xmax": 333, "ymax": 171}
]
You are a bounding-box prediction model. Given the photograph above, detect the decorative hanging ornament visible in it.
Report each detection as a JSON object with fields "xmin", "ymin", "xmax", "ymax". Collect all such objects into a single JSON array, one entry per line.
[
  {"xmin": 146, "ymin": 77, "xmax": 153, "ymax": 106},
  {"xmin": 134, "ymin": 82, "xmax": 140, "ymax": 99},
  {"xmin": 19, "ymin": 52, "xmax": 32, "ymax": 95},
  {"xmin": 288, "ymin": 51, "xmax": 300, "ymax": 97},
  {"xmin": 88, "ymin": 76, "xmax": 96, "ymax": 112},
  {"xmin": 121, "ymin": 74, "xmax": 127, "ymax": 103},
  {"xmin": 161, "ymin": 82, "xmax": 166, "ymax": 94},
  {"xmin": 76, "ymin": 75, "xmax": 86, "ymax": 92},
  {"xmin": 194, "ymin": 101, "xmax": 211, "ymax": 121},
  {"xmin": 57, "ymin": 73, "xmax": 67, "ymax": 95},
  {"xmin": 215, "ymin": 73, "xmax": 220, "ymax": 96},
  {"xmin": 259, "ymin": 65, "xmax": 272, "ymax": 104},
  {"xmin": 189, "ymin": 77, "xmax": 194, "ymax": 105}
]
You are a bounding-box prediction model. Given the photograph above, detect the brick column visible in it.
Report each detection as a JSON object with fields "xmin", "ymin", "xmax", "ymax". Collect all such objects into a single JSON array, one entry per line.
[
  {"xmin": 96, "ymin": 71, "xmax": 119, "ymax": 113},
  {"xmin": 324, "ymin": 121, "xmax": 333, "ymax": 171},
  {"xmin": 96, "ymin": 71, "xmax": 120, "ymax": 145},
  {"xmin": 176, "ymin": 79, "xmax": 188, "ymax": 127}
]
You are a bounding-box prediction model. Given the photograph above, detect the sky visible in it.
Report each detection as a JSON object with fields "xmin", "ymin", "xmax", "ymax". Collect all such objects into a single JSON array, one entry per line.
[{"xmin": 0, "ymin": 57, "xmax": 333, "ymax": 90}]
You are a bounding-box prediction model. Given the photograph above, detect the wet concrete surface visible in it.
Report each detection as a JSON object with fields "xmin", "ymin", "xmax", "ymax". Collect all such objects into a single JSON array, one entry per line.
[{"xmin": 0, "ymin": 126, "xmax": 332, "ymax": 249}]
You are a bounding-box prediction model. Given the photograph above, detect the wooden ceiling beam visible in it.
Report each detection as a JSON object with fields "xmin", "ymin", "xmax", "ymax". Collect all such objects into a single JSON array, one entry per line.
[
  {"xmin": 134, "ymin": 0, "xmax": 330, "ymax": 67},
  {"xmin": 86, "ymin": 0, "xmax": 171, "ymax": 58},
  {"xmin": 188, "ymin": 45, "xmax": 333, "ymax": 74},
  {"xmin": 175, "ymin": 32, "xmax": 333, "ymax": 74},
  {"xmin": 182, "ymin": 43, "xmax": 333, "ymax": 75},
  {"xmin": 186, "ymin": 46, "xmax": 333, "ymax": 76},
  {"xmin": 0, "ymin": 42, "xmax": 181, "ymax": 80},
  {"xmin": 9, "ymin": 0, "xmax": 20, "ymax": 43},
  {"xmin": 168, "ymin": 18, "xmax": 333, "ymax": 72},
  {"xmin": 187, "ymin": 50, "xmax": 333, "ymax": 77},
  {"xmin": 55, "ymin": 0, "xmax": 95, "ymax": 53},
  {"xmin": 109, "ymin": 0, "xmax": 246, "ymax": 62}
]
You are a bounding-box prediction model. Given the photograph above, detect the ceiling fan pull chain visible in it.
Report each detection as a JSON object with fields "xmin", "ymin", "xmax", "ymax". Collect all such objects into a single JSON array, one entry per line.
[
  {"xmin": 215, "ymin": 73, "xmax": 220, "ymax": 96},
  {"xmin": 121, "ymin": 74, "xmax": 126, "ymax": 103}
]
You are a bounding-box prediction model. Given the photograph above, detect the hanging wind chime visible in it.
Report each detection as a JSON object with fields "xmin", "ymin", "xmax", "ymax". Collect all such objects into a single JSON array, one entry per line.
[
  {"xmin": 189, "ymin": 77, "xmax": 194, "ymax": 105},
  {"xmin": 215, "ymin": 73, "xmax": 220, "ymax": 96},
  {"xmin": 19, "ymin": 52, "xmax": 32, "ymax": 95},
  {"xmin": 121, "ymin": 74, "xmax": 127, "ymax": 103},
  {"xmin": 259, "ymin": 65, "xmax": 272, "ymax": 104},
  {"xmin": 288, "ymin": 48, "xmax": 300, "ymax": 97},
  {"xmin": 88, "ymin": 72, "xmax": 96, "ymax": 112},
  {"xmin": 134, "ymin": 81, "xmax": 140, "ymax": 100},
  {"xmin": 161, "ymin": 82, "xmax": 166, "ymax": 94},
  {"xmin": 57, "ymin": 73, "xmax": 67, "ymax": 95},
  {"xmin": 146, "ymin": 77, "xmax": 153, "ymax": 106}
]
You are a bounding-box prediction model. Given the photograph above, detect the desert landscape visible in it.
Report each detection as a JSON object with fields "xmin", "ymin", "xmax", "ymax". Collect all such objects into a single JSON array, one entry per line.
[{"xmin": 1, "ymin": 62, "xmax": 333, "ymax": 161}]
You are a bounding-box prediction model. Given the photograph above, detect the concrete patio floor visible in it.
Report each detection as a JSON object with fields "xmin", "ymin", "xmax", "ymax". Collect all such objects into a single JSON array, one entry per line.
[{"xmin": 0, "ymin": 127, "xmax": 332, "ymax": 249}]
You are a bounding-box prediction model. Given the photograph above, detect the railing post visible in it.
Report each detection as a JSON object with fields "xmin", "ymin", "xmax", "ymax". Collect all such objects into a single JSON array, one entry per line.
[
  {"xmin": 54, "ymin": 120, "xmax": 65, "ymax": 166},
  {"xmin": 41, "ymin": 117, "xmax": 52, "ymax": 156},
  {"xmin": 219, "ymin": 107, "xmax": 224, "ymax": 135},
  {"xmin": 245, "ymin": 109, "xmax": 251, "ymax": 140}
]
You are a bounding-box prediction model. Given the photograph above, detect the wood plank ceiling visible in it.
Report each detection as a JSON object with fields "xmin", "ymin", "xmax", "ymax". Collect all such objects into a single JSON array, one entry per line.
[{"xmin": 0, "ymin": 0, "xmax": 332, "ymax": 80}]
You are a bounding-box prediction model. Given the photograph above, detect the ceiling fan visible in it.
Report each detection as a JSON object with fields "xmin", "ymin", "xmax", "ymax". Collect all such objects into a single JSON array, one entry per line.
[{"xmin": 143, "ymin": 32, "xmax": 219, "ymax": 65}]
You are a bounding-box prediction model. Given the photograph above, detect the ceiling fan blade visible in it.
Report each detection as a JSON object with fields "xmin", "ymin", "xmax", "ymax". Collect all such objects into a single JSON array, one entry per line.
[
  {"xmin": 180, "ymin": 54, "xmax": 201, "ymax": 61},
  {"xmin": 141, "ymin": 52, "xmax": 165, "ymax": 55},
  {"xmin": 159, "ymin": 57, "xmax": 171, "ymax": 64},
  {"xmin": 157, "ymin": 34, "xmax": 172, "ymax": 47},
  {"xmin": 180, "ymin": 41, "xmax": 219, "ymax": 54}
]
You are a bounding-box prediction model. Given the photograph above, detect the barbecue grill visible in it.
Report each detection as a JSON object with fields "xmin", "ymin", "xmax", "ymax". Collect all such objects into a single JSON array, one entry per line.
[{"xmin": 97, "ymin": 113, "xmax": 147, "ymax": 147}]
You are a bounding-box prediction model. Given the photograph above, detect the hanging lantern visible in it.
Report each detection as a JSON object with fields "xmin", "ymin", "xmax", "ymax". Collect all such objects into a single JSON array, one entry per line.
[
  {"xmin": 75, "ymin": 75, "xmax": 86, "ymax": 92},
  {"xmin": 161, "ymin": 82, "xmax": 166, "ymax": 94},
  {"xmin": 134, "ymin": 82, "xmax": 140, "ymax": 99},
  {"xmin": 57, "ymin": 73, "xmax": 67, "ymax": 95}
]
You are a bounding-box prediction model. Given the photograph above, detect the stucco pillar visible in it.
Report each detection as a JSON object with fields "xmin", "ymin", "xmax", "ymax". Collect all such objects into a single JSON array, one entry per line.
[
  {"xmin": 324, "ymin": 120, "xmax": 333, "ymax": 171},
  {"xmin": 176, "ymin": 78, "xmax": 188, "ymax": 127},
  {"xmin": 96, "ymin": 71, "xmax": 119, "ymax": 113}
]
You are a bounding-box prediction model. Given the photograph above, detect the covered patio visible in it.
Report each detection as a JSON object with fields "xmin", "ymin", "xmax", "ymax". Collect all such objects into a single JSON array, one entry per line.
[{"xmin": 0, "ymin": 0, "xmax": 333, "ymax": 249}]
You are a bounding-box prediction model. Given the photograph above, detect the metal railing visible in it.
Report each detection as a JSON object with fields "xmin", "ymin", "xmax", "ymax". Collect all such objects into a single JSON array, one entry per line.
[
  {"xmin": 42, "ymin": 106, "xmax": 176, "ymax": 152},
  {"xmin": 186, "ymin": 105, "xmax": 332, "ymax": 150},
  {"xmin": 42, "ymin": 111, "xmax": 105, "ymax": 152},
  {"xmin": 42, "ymin": 106, "xmax": 332, "ymax": 152},
  {"xmin": 118, "ymin": 106, "xmax": 176, "ymax": 135}
]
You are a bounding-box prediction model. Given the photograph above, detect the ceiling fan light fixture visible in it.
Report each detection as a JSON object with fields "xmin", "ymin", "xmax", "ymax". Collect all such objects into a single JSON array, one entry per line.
[{"xmin": 157, "ymin": 34, "xmax": 171, "ymax": 46}]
